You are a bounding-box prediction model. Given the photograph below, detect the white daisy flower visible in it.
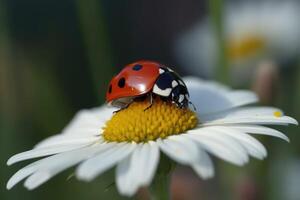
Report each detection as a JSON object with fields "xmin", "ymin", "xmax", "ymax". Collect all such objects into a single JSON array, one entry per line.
[
  {"xmin": 175, "ymin": 0, "xmax": 300, "ymax": 82},
  {"xmin": 7, "ymin": 77, "xmax": 297, "ymax": 197}
]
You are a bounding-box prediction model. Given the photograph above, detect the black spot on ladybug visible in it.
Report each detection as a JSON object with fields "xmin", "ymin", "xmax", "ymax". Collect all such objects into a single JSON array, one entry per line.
[
  {"xmin": 132, "ymin": 64, "xmax": 143, "ymax": 71},
  {"xmin": 108, "ymin": 85, "xmax": 112, "ymax": 93},
  {"xmin": 155, "ymin": 72, "xmax": 174, "ymax": 90},
  {"xmin": 118, "ymin": 77, "xmax": 126, "ymax": 88}
]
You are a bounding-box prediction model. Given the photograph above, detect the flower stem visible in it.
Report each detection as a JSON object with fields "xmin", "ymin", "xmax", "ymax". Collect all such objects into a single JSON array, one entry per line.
[
  {"xmin": 151, "ymin": 173, "xmax": 170, "ymax": 200},
  {"xmin": 150, "ymin": 155, "xmax": 174, "ymax": 200},
  {"xmin": 209, "ymin": 0, "xmax": 229, "ymax": 84},
  {"xmin": 75, "ymin": 0, "xmax": 115, "ymax": 102}
]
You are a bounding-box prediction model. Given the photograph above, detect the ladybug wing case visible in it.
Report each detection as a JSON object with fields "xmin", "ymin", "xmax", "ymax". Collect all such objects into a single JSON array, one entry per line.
[{"xmin": 106, "ymin": 61, "xmax": 160, "ymax": 108}]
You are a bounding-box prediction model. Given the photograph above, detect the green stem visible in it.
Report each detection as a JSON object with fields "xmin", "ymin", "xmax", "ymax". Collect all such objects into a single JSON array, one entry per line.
[
  {"xmin": 209, "ymin": 0, "xmax": 229, "ymax": 84},
  {"xmin": 151, "ymin": 174, "xmax": 170, "ymax": 200},
  {"xmin": 75, "ymin": 0, "xmax": 115, "ymax": 102},
  {"xmin": 150, "ymin": 154, "xmax": 174, "ymax": 200}
]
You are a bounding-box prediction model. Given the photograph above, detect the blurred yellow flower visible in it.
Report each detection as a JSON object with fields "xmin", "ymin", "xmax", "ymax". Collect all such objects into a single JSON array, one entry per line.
[{"xmin": 175, "ymin": 1, "xmax": 300, "ymax": 83}]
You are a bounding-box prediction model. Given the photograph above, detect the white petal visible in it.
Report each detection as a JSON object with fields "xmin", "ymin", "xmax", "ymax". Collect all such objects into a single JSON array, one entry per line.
[
  {"xmin": 159, "ymin": 135, "xmax": 216, "ymax": 179},
  {"xmin": 202, "ymin": 107, "xmax": 298, "ymax": 125},
  {"xmin": 34, "ymin": 106, "xmax": 114, "ymax": 149},
  {"xmin": 204, "ymin": 116, "xmax": 297, "ymax": 126},
  {"xmin": 56, "ymin": 105, "xmax": 115, "ymax": 137},
  {"xmin": 7, "ymin": 161, "xmax": 43, "ymax": 190},
  {"xmin": 207, "ymin": 127, "xmax": 267, "ymax": 160},
  {"xmin": 62, "ymin": 109, "xmax": 103, "ymax": 134},
  {"xmin": 211, "ymin": 107, "xmax": 284, "ymax": 118},
  {"xmin": 76, "ymin": 142, "xmax": 136, "ymax": 181},
  {"xmin": 7, "ymin": 142, "xmax": 113, "ymax": 189},
  {"xmin": 186, "ymin": 129, "xmax": 249, "ymax": 165},
  {"xmin": 7, "ymin": 143, "xmax": 90, "ymax": 166},
  {"xmin": 24, "ymin": 171, "xmax": 51, "ymax": 190},
  {"xmin": 140, "ymin": 141, "xmax": 160, "ymax": 185},
  {"xmin": 34, "ymin": 135, "xmax": 99, "ymax": 149},
  {"xmin": 158, "ymin": 136, "xmax": 199, "ymax": 165},
  {"xmin": 191, "ymin": 149, "xmax": 214, "ymax": 179},
  {"xmin": 227, "ymin": 90, "xmax": 258, "ymax": 107},
  {"xmin": 184, "ymin": 77, "xmax": 230, "ymax": 92},
  {"xmin": 25, "ymin": 143, "xmax": 113, "ymax": 190},
  {"xmin": 116, "ymin": 142, "xmax": 160, "ymax": 196},
  {"xmin": 184, "ymin": 77, "xmax": 258, "ymax": 115},
  {"xmin": 115, "ymin": 154, "xmax": 133, "ymax": 195},
  {"xmin": 89, "ymin": 105, "xmax": 116, "ymax": 121},
  {"xmin": 230, "ymin": 125, "xmax": 290, "ymax": 142}
]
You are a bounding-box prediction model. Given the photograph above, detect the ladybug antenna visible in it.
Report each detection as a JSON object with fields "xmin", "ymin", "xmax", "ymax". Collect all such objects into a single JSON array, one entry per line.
[{"xmin": 189, "ymin": 101, "xmax": 197, "ymax": 111}]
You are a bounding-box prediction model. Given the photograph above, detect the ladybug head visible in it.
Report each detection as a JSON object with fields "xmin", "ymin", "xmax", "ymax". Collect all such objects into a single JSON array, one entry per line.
[{"xmin": 106, "ymin": 61, "xmax": 161, "ymax": 107}]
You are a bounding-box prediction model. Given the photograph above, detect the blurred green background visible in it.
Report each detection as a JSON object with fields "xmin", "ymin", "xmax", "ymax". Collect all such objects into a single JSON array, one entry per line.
[{"xmin": 1, "ymin": 0, "xmax": 299, "ymax": 200}]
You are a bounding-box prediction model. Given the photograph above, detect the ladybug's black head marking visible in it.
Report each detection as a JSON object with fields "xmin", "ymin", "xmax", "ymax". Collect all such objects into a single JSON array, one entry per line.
[
  {"xmin": 152, "ymin": 67, "xmax": 190, "ymax": 109},
  {"xmin": 118, "ymin": 77, "xmax": 126, "ymax": 88},
  {"xmin": 132, "ymin": 64, "xmax": 143, "ymax": 71}
]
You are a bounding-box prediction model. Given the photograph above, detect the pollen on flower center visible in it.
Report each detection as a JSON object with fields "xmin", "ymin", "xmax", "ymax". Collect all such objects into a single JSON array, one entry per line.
[{"xmin": 103, "ymin": 99, "xmax": 198, "ymax": 143}]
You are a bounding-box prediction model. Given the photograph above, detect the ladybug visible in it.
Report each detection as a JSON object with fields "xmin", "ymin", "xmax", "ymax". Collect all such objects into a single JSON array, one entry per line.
[{"xmin": 106, "ymin": 60, "xmax": 191, "ymax": 109}]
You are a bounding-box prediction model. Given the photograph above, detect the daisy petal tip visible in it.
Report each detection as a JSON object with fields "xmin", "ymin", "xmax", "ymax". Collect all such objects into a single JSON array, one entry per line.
[
  {"xmin": 118, "ymin": 189, "xmax": 138, "ymax": 197},
  {"xmin": 24, "ymin": 172, "xmax": 51, "ymax": 190},
  {"xmin": 7, "ymin": 151, "xmax": 35, "ymax": 166},
  {"xmin": 76, "ymin": 174, "xmax": 89, "ymax": 182},
  {"xmin": 237, "ymin": 155, "xmax": 250, "ymax": 166},
  {"xmin": 253, "ymin": 94, "xmax": 259, "ymax": 102},
  {"xmin": 202, "ymin": 175, "xmax": 213, "ymax": 180},
  {"xmin": 244, "ymin": 91, "xmax": 259, "ymax": 104},
  {"xmin": 6, "ymin": 161, "xmax": 12, "ymax": 166},
  {"xmin": 25, "ymin": 182, "xmax": 41, "ymax": 190},
  {"xmin": 75, "ymin": 170, "xmax": 94, "ymax": 182},
  {"xmin": 235, "ymin": 160, "xmax": 248, "ymax": 167},
  {"xmin": 274, "ymin": 131, "xmax": 290, "ymax": 143},
  {"xmin": 257, "ymin": 156, "xmax": 266, "ymax": 161},
  {"xmin": 256, "ymin": 152, "xmax": 268, "ymax": 160},
  {"xmin": 6, "ymin": 173, "xmax": 23, "ymax": 190},
  {"xmin": 283, "ymin": 136, "xmax": 290, "ymax": 143},
  {"xmin": 200, "ymin": 171, "xmax": 215, "ymax": 180},
  {"xmin": 292, "ymin": 118, "xmax": 299, "ymax": 125},
  {"xmin": 24, "ymin": 185, "xmax": 35, "ymax": 191},
  {"xmin": 285, "ymin": 116, "xmax": 298, "ymax": 125},
  {"xmin": 7, "ymin": 157, "xmax": 16, "ymax": 166},
  {"xmin": 6, "ymin": 181, "xmax": 14, "ymax": 190}
]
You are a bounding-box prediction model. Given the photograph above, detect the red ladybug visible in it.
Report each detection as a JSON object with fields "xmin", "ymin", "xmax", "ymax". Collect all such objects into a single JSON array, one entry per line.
[{"xmin": 106, "ymin": 60, "xmax": 190, "ymax": 109}]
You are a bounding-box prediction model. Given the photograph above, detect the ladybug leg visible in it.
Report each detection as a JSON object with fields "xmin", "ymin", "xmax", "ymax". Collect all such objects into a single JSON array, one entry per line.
[
  {"xmin": 144, "ymin": 94, "xmax": 154, "ymax": 111},
  {"xmin": 188, "ymin": 101, "xmax": 197, "ymax": 111}
]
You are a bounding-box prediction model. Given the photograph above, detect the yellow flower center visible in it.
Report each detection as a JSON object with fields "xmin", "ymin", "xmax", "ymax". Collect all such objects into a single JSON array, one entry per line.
[
  {"xmin": 103, "ymin": 99, "xmax": 198, "ymax": 143},
  {"xmin": 227, "ymin": 34, "xmax": 266, "ymax": 61}
]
